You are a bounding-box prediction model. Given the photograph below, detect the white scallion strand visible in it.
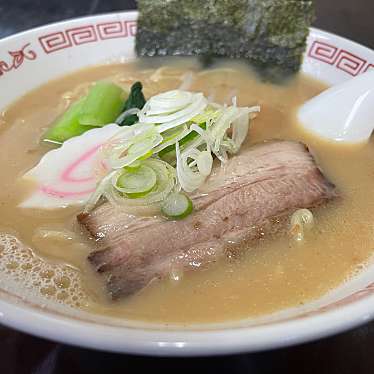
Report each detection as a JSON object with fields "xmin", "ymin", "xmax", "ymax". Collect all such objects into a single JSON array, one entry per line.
[
  {"xmin": 176, "ymin": 142, "xmax": 213, "ymax": 193},
  {"xmin": 115, "ymin": 107, "xmax": 140, "ymax": 125},
  {"xmin": 101, "ymin": 123, "xmax": 163, "ymax": 169},
  {"xmin": 138, "ymin": 90, "xmax": 208, "ymax": 133}
]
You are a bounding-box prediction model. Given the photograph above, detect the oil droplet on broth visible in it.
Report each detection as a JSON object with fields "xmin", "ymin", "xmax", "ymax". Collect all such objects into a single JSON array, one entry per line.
[
  {"xmin": 21, "ymin": 263, "xmax": 33, "ymax": 270},
  {"xmin": 57, "ymin": 291, "xmax": 69, "ymax": 301},
  {"xmin": 6, "ymin": 261, "xmax": 19, "ymax": 270},
  {"xmin": 40, "ymin": 286, "xmax": 57, "ymax": 296},
  {"xmin": 54, "ymin": 276, "xmax": 71, "ymax": 289},
  {"xmin": 40, "ymin": 269, "xmax": 55, "ymax": 279}
]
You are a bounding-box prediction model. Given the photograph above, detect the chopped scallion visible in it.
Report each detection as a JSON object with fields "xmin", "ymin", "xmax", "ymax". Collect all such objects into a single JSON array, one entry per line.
[
  {"xmin": 115, "ymin": 165, "xmax": 157, "ymax": 198},
  {"xmin": 161, "ymin": 192, "xmax": 193, "ymax": 220},
  {"xmin": 158, "ymin": 122, "xmax": 207, "ymax": 163}
]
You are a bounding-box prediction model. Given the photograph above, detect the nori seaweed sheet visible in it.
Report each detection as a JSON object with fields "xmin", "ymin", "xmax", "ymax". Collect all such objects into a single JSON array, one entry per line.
[{"xmin": 136, "ymin": 0, "xmax": 315, "ymax": 75}]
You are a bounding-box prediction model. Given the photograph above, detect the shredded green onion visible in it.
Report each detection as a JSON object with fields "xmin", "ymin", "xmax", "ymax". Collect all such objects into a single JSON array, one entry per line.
[
  {"xmin": 161, "ymin": 192, "xmax": 193, "ymax": 220},
  {"xmin": 124, "ymin": 160, "xmax": 142, "ymax": 171},
  {"xmin": 103, "ymin": 123, "xmax": 163, "ymax": 169},
  {"xmin": 158, "ymin": 122, "xmax": 207, "ymax": 164},
  {"xmin": 115, "ymin": 165, "xmax": 157, "ymax": 198},
  {"xmin": 104, "ymin": 158, "xmax": 176, "ymax": 209},
  {"xmin": 83, "ymin": 87, "xmax": 260, "ymax": 220}
]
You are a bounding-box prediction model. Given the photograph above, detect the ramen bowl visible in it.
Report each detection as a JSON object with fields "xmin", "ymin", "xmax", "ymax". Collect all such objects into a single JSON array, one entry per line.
[{"xmin": 0, "ymin": 11, "xmax": 374, "ymax": 356}]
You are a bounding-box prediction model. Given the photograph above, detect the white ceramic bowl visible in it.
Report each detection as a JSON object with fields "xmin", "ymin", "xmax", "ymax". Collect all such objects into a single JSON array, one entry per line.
[{"xmin": 1, "ymin": 11, "xmax": 374, "ymax": 356}]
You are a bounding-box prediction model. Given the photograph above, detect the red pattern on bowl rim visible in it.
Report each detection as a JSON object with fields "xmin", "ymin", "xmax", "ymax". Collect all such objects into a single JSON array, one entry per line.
[{"xmin": 1, "ymin": 20, "xmax": 373, "ymax": 79}]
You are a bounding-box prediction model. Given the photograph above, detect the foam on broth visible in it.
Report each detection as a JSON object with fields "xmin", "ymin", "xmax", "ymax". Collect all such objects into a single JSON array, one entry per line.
[{"xmin": 1, "ymin": 59, "xmax": 374, "ymax": 324}]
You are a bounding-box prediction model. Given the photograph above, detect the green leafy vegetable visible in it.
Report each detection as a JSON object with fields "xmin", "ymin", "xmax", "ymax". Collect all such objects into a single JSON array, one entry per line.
[
  {"xmin": 136, "ymin": 0, "xmax": 315, "ymax": 75},
  {"xmin": 43, "ymin": 99, "xmax": 96, "ymax": 144},
  {"xmin": 79, "ymin": 81, "xmax": 125, "ymax": 126},
  {"xmin": 119, "ymin": 82, "xmax": 147, "ymax": 126}
]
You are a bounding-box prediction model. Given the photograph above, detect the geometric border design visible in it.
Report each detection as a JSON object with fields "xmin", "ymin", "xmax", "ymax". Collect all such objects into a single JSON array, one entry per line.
[
  {"xmin": 66, "ymin": 25, "xmax": 98, "ymax": 46},
  {"xmin": 308, "ymin": 40, "xmax": 339, "ymax": 65},
  {"xmin": 308, "ymin": 39, "xmax": 372, "ymax": 77},
  {"xmin": 39, "ymin": 31, "xmax": 72, "ymax": 54},
  {"xmin": 0, "ymin": 20, "xmax": 138, "ymax": 79},
  {"xmin": 38, "ymin": 21, "xmax": 137, "ymax": 54},
  {"xmin": 363, "ymin": 63, "xmax": 374, "ymax": 73},
  {"xmin": 97, "ymin": 21, "xmax": 128, "ymax": 40},
  {"xmin": 335, "ymin": 50, "xmax": 366, "ymax": 76}
]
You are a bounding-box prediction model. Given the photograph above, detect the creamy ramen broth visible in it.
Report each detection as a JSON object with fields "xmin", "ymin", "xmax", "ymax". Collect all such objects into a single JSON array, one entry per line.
[{"xmin": 1, "ymin": 59, "xmax": 373, "ymax": 324}]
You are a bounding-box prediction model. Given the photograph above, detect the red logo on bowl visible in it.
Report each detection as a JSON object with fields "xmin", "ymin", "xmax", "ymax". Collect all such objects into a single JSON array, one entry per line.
[{"xmin": 0, "ymin": 43, "xmax": 37, "ymax": 76}]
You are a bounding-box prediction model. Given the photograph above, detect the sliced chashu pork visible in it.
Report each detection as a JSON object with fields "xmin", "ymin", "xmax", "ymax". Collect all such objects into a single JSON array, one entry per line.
[{"xmin": 78, "ymin": 140, "xmax": 337, "ymax": 299}]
